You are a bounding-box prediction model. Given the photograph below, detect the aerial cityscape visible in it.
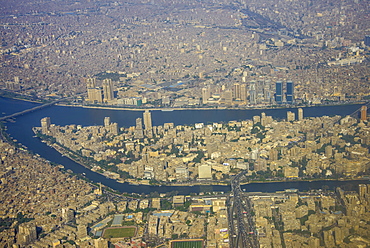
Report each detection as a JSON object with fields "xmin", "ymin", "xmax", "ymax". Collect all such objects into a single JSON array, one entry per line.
[{"xmin": 0, "ymin": 0, "xmax": 370, "ymax": 247}]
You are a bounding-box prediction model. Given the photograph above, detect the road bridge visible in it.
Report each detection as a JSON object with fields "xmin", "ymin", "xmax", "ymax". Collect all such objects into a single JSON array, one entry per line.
[
  {"xmin": 350, "ymin": 102, "xmax": 370, "ymax": 118},
  {"xmin": 0, "ymin": 97, "xmax": 73, "ymax": 122},
  {"xmin": 228, "ymin": 171, "xmax": 259, "ymax": 248}
]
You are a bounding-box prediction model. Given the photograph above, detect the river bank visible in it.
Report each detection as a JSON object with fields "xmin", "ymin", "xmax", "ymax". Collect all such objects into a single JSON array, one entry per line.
[
  {"xmin": 1, "ymin": 96, "xmax": 369, "ymax": 194},
  {"xmin": 56, "ymin": 100, "xmax": 368, "ymax": 112}
]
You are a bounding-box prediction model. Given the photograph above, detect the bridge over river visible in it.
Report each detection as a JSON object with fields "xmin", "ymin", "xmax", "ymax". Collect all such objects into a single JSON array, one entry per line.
[{"xmin": 0, "ymin": 96, "xmax": 78, "ymax": 122}]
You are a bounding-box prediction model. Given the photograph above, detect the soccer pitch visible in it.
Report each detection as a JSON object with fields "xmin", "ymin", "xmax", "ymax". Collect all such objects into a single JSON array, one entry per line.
[
  {"xmin": 102, "ymin": 227, "xmax": 136, "ymax": 238},
  {"xmin": 171, "ymin": 240, "xmax": 203, "ymax": 248}
]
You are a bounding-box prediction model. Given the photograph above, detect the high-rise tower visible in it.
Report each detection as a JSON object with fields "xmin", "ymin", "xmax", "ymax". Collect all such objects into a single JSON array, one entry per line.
[
  {"xmin": 135, "ymin": 118, "xmax": 144, "ymax": 139},
  {"xmin": 104, "ymin": 117, "xmax": 110, "ymax": 127},
  {"xmin": 143, "ymin": 110, "xmax": 153, "ymax": 137},
  {"xmin": 202, "ymin": 86, "xmax": 211, "ymax": 104},
  {"xmin": 86, "ymin": 77, "xmax": 102, "ymax": 103},
  {"xmin": 233, "ymin": 83, "xmax": 241, "ymax": 100},
  {"xmin": 275, "ymin": 81, "xmax": 283, "ymax": 104},
  {"xmin": 286, "ymin": 81, "xmax": 294, "ymax": 103},
  {"xmin": 102, "ymin": 78, "xmax": 114, "ymax": 101},
  {"xmin": 365, "ymin": 35, "xmax": 370, "ymax": 46},
  {"xmin": 298, "ymin": 108, "xmax": 304, "ymax": 121},
  {"xmin": 41, "ymin": 117, "xmax": 51, "ymax": 134},
  {"xmin": 249, "ymin": 81, "xmax": 256, "ymax": 105},
  {"xmin": 361, "ymin": 105, "xmax": 367, "ymax": 121},
  {"xmin": 240, "ymin": 84, "xmax": 248, "ymax": 103}
]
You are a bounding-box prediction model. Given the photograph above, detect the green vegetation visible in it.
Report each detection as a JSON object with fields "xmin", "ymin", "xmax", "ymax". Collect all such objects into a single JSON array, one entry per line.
[
  {"xmin": 0, "ymin": 213, "xmax": 34, "ymax": 232},
  {"xmin": 171, "ymin": 240, "xmax": 203, "ymax": 248},
  {"xmin": 95, "ymin": 72, "xmax": 124, "ymax": 81},
  {"xmin": 161, "ymin": 199, "xmax": 173, "ymax": 210},
  {"xmin": 192, "ymin": 150, "xmax": 205, "ymax": 163},
  {"xmin": 102, "ymin": 227, "xmax": 136, "ymax": 238}
]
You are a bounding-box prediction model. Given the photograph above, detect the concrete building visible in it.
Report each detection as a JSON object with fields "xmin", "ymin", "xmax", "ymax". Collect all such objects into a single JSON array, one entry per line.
[
  {"xmin": 287, "ymin": 111, "xmax": 295, "ymax": 122},
  {"xmin": 249, "ymin": 82, "xmax": 257, "ymax": 105},
  {"xmin": 41, "ymin": 117, "xmax": 51, "ymax": 134},
  {"xmin": 233, "ymin": 83, "xmax": 241, "ymax": 100},
  {"xmin": 151, "ymin": 198, "xmax": 161, "ymax": 209},
  {"xmin": 286, "ymin": 81, "xmax": 294, "ymax": 103},
  {"xmin": 202, "ymin": 86, "xmax": 211, "ymax": 104},
  {"xmin": 275, "ymin": 81, "xmax": 283, "ymax": 104},
  {"xmin": 361, "ymin": 105, "xmax": 367, "ymax": 121},
  {"xmin": 198, "ymin": 164, "xmax": 212, "ymax": 180},
  {"xmin": 298, "ymin": 108, "xmax": 303, "ymax": 121},
  {"xmin": 173, "ymin": 195, "xmax": 185, "ymax": 208},
  {"xmin": 17, "ymin": 223, "xmax": 37, "ymax": 246},
  {"xmin": 102, "ymin": 78, "xmax": 114, "ymax": 102},
  {"xmin": 104, "ymin": 117, "xmax": 111, "ymax": 128},
  {"xmin": 135, "ymin": 118, "xmax": 144, "ymax": 139},
  {"xmin": 143, "ymin": 110, "xmax": 152, "ymax": 137},
  {"xmin": 86, "ymin": 77, "xmax": 103, "ymax": 103},
  {"xmin": 240, "ymin": 83, "xmax": 248, "ymax": 103}
]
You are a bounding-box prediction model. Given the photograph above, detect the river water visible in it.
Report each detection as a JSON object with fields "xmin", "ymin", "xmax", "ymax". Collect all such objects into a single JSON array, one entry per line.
[{"xmin": 0, "ymin": 97, "xmax": 367, "ymax": 194}]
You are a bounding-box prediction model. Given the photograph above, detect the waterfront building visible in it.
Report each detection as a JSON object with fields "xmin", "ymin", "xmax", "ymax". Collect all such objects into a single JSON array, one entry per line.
[
  {"xmin": 102, "ymin": 78, "xmax": 114, "ymax": 102},
  {"xmin": 85, "ymin": 77, "xmax": 103, "ymax": 103},
  {"xmin": 198, "ymin": 164, "xmax": 212, "ymax": 180},
  {"xmin": 88, "ymin": 88, "xmax": 103, "ymax": 103},
  {"xmin": 240, "ymin": 84, "xmax": 248, "ymax": 103},
  {"xmin": 359, "ymin": 184, "xmax": 367, "ymax": 199},
  {"xmin": 202, "ymin": 86, "xmax": 211, "ymax": 104},
  {"xmin": 233, "ymin": 83, "xmax": 241, "ymax": 100},
  {"xmin": 85, "ymin": 77, "xmax": 96, "ymax": 88},
  {"xmin": 263, "ymin": 85, "xmax": 272, "ymax": 103},
  {"xmin": 298, "ymin": 108, "xmax": 304, "ymax": 121},
  {"xmin": 221, "ymin": 90, "xmax": 233, "ymax": 105},
  {"xmin": 5, "ymin": 81, "xmax": 20, "ymax": 91},
  {"xmin": 135, "ymin": 118, "xmax": 144, "ymax": 139},
  {"xmin": 151, "ymin": 198, "xmax": 161, "ymax": 209},
  {"xmin": 286, "ymin": 81, "xmax": 294, "ymax": 103},
  {"xmin": 41, "ymin": 117, "xmax": 51, "ymax": 134},
  {"xmin": 173, "ymin": 195, "xmax": 185, "ymax": 207},
  {"xmin": 104, "ymin": 117, "xmax": 110, "ymax": 127},
  {"xmin": 287, "ymin": 111, "xmax": 295, "ymax": 122},
  {"xmin": 361, "ymin": 105, "xmax": 367, "ymax": 121},
  {"xmin": 275, "ymin": 81, "xmax": 283, "ymax": 104},
  {"xmin": 143, "ymin": 110, "xmax": 153, "ymax": 137},
  {"xmin": 249, "ymin": 81, "xmax": 257, "ymax": 105},
  {"xmin": 286, "ymin": 81, "xmax": 293, "ymax": 100}
]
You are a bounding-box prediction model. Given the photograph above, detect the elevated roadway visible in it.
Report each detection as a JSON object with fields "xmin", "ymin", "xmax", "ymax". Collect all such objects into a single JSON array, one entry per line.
[
  {"xmin": 0, "ymin": 95, "xmax": 80, "ymax": 122},
  {"xmin": 228, "ymin": 171, "xmax": 259, "ymax": 248}
]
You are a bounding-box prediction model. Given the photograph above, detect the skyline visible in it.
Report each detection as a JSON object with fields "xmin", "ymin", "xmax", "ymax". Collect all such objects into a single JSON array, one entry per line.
[{"xmin": 0, "ymin": 0, "xmax": 370, "ymax": 247}]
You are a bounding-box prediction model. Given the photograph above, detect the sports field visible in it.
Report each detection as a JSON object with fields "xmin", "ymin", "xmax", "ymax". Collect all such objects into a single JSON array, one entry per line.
[
  {"xmin": 171, "ymin": 240, "xmax": 203, "ymax": 248},
  {"xmin": 102, "ymin": 226, "xmax": 136, "ymax": 238}
]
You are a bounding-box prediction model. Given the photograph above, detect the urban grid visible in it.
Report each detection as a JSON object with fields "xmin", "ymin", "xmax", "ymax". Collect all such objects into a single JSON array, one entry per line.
[{"xmin": 0, "ymin": 0, "xmax": 370, "ymax": 247}]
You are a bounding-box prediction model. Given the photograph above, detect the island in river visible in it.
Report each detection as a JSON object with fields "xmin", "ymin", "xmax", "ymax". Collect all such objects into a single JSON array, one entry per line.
[{"xmin": 33, "ymin": 105, "xmax": 370, "ymax": 187}]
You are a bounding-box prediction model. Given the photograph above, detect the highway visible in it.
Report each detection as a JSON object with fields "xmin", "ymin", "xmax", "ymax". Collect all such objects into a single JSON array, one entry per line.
[{"xmin": 228, "ymin": 171, "xmax": 259, "ymax": 248}]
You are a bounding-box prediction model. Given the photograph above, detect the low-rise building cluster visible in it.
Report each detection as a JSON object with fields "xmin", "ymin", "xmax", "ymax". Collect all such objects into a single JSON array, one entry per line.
[
  {"xmin": 250, "ymin": 184, "xmax": 370, "ymax": 247},
  {"xmin": 37, "ymin": 107, "xmax": 370, "ymax": 185},
  {"xmin": 1, "ymin": 0, "xmax": 369, "ymax": 107}
]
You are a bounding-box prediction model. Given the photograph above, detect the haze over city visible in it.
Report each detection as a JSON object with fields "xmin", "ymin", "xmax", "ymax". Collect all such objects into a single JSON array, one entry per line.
[{"xmin": 0, "ymin": 0, "xmax": 370, "ymax": 247}]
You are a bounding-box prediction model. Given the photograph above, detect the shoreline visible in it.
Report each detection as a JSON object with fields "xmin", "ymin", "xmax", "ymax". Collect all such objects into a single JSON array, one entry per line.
[
  {"xmin": 32, "ymin": 129, "xmax": 366, "ymax": 188},
  {"xmin": 3, "ymin": 124, "xmax": 368, "ymax": 194},
  {"xmin": 56, "ymin": 101, "xmax": 368, "ymax": 112},
  {"xmin": 1, "ymin": 93, "xmax": 367, "ymax": 112},
  {"xmin": 2, "ymin": 96, "xmax": 369, "ymax": 192}
]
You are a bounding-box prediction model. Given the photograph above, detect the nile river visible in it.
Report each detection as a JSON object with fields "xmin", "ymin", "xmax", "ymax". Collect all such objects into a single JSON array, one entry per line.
[{"xmin": 0, "ymin": 97, "xmax": 367, "ymax": 194}]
